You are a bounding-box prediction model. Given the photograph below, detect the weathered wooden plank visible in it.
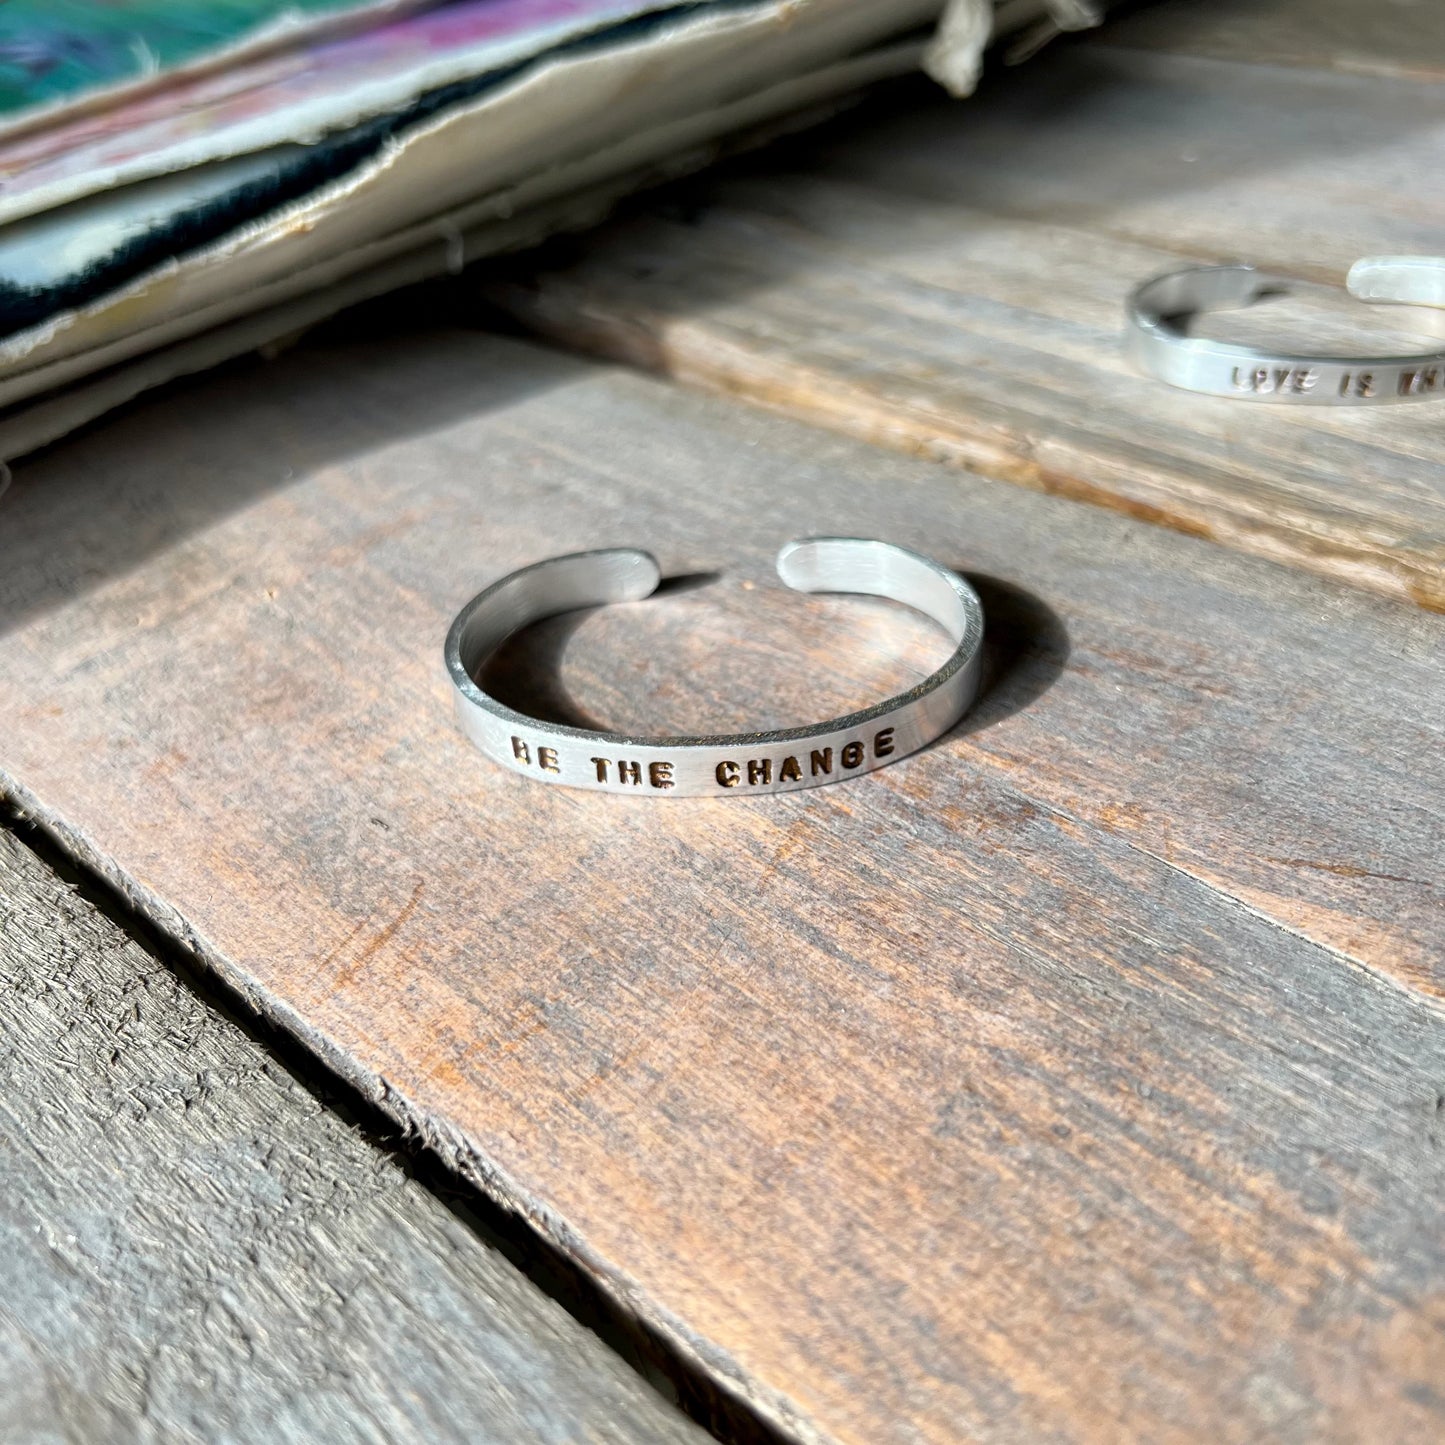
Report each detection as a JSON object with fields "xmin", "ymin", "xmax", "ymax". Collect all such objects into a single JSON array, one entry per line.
[
  {"xmin": 1100, "ymin": 0, "xmax": 1445, "ymax": 81},
  {"xmin": 481, "ymin": 35, "xmax": 1445, "ymax": 609},
  {"xmin": 0, "ymin": 323, "xmax": 1443, "ymax": 1443},
  {"xmin": 0, "ymin": 825, "xmax": 707, "ymax": 1445}
]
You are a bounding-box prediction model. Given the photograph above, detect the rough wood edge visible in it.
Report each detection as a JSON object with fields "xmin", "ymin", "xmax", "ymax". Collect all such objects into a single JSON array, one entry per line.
[
  {"xmin": 0, "ymin": 822, "xmax": 719, "ymax": 1444},
  {"xmin": 0, "ymin": 788, "xmax": 808, "ymax": 1445}
]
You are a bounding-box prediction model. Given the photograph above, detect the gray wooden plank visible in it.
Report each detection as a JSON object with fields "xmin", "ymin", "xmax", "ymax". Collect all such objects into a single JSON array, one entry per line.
[
  {"xmin": 0, "ymin": 321, "xmax": 1443, "ymax": 1443},
  {"xmin": 0, "ymin": 824, "xmax": 707, "ymax": 1445}
]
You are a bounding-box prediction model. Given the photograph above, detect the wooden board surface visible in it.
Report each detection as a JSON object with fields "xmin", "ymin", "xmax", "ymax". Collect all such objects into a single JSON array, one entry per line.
[
  {"xmin": 482, "ymin": 26, "xmax": 1445, "ymax": 610},
  {"xmin": 1099, "ymin": 0, "xmax": 1445, "ymax": 80},
  {"xmin": 1, "ymin": 322, "xmax": 1443, "ymax": 1443},
  {"xmin": 0, "ymin": 825, "xmax": 705, "ymax": 1445}
]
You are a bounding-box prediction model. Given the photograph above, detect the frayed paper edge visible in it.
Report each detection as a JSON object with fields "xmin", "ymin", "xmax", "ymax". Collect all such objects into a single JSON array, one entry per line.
[
  {"xmin": 922, "ymin": 0, "xmax": 993, "ymax": 96},
  {"xmin": 924, "ymin": 0, "xmax": 1104, "ymax": 95}
]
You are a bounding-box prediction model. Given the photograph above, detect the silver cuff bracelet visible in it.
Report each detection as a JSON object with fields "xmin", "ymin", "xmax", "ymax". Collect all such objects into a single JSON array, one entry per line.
[
  {"xmin": 445, "ymin": 538, "xmax": 985, "ymax": 797},
  {"xmin": 1127, "ymin": 255, "xmax": 1445, "ymax": 403}
]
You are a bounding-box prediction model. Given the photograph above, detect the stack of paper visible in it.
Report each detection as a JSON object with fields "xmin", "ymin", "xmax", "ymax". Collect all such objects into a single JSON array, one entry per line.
[{"xmin": 0, "ymin": 0, "xmax": 1095, "ymax": 457}]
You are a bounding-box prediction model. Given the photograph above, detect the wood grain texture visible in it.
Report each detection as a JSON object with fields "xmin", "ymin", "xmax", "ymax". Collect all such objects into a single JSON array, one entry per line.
[
  {"xmin": 481, "ymin": 32, "xmax": 1445, "ymax": 610},
  {"xmin": 0, "ymin": 825, "xmax": 705, "ymax": 1445},
  {"xmin": 1101, "ymin": 0, "xmax": 1445, "ymax": 81},
  {"xmin": 0, "ymin": 323, "xmax": 1443, "ymax": 1443}
]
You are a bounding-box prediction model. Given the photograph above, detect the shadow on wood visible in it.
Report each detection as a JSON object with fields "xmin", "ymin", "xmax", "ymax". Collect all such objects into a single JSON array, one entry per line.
[
  {"xmin": 959, "ymin": 573, "xmax": 1069, "ymax": 735},
  {"xmin": 480, "ymin": 567, "xmax": 1069, "ymax": 741},
  {"xmin": 481, "ymin": 572, "xmax": 724, "ymax": 734},
  {"xmin": 0, "ymin": 288, "xmax": 581, "ymax": 639}
]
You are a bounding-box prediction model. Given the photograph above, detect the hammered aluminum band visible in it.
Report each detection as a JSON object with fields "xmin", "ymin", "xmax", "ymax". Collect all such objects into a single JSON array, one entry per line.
[
  {"xmin": 1127, "ymin": 256, "xmax": 1445, "ymax": 403},
  {"xmin": 445, "ymin": 538, "xmax": 985, "ymax": 796}
]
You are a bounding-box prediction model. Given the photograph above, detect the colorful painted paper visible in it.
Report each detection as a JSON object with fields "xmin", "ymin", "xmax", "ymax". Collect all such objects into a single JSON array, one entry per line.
[
  {"xmin": 0, "ymin": 0, "xmax": 435, "ymax": 125},
  {"xmin": 0, "ymin": 0, "xmax": 940, "ymax": 438},
  {"xmin": 0, "ymin": 0, "xmax": 665, "ymax": 222}
]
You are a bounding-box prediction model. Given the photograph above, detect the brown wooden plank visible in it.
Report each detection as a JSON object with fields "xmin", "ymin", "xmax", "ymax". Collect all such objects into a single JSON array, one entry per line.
[
  {"xmin": 1, "ymin": 322, "xmax": 1443, "ymax": 1442},
  {"xmin": 0, "ymin": 825, "xmax": 706, "ymax": 1444},
  {"xmin": 481, "ymin": 33, "xmax": 1445, "ymax": 610}
]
